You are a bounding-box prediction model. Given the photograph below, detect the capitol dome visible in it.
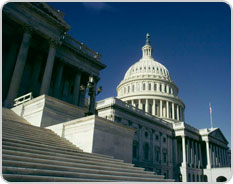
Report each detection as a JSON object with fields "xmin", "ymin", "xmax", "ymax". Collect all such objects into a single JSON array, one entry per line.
[{"xmin": 117, "ymin": 34, "xmax": 185, "ymax": 123}]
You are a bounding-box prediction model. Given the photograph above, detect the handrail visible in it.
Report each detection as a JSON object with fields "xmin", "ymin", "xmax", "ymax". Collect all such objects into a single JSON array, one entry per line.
[{"xmin": 13, "ymin": 92, "xmax": 33, "ymax": 107}]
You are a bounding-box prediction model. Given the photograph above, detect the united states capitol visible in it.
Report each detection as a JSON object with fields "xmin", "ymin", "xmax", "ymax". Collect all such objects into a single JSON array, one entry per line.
[{"xmin": 2, "ymin": 2, "xmax": 231, "ymax": 182}]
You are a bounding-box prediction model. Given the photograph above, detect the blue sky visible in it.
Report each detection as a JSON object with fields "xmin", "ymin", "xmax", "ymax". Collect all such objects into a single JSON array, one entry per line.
[{"xmin": 49, "ymin": 2, "xmax": 231, "ymax": 146}]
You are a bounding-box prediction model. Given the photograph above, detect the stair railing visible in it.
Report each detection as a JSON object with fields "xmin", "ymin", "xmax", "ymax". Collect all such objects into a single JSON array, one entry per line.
[{"xmin": 13, "ymin": 92, "xmax": 33, "ymax": 107}]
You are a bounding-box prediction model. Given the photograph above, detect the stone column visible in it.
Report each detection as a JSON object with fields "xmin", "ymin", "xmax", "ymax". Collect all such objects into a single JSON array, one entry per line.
[
  {"xmin": 221, "ymin": 148, "xmax": 224, "ymax": 167},
  {"xmin": 206, "ymin": 141, "xmax": 211, "ymax": 169},
  {"xmin": 177, "ymin": 105, "xmax": 180, "ymax": 121},
  {"xmin": 150, "ymin": 130, "xmax": 154, "ymax": 162},
  {"xmin": 138, "ymin": 125, "xmax": 143, "ymax": 161},
  {"xmin": 199, "ymin": 143, "xmax": 202, "ymax": 168},
  {"xmin": 166, "ymin": 101, "xmax": 169, "ymax": 118},
  {"xmin": 53, "ymin": 62, "xmax": 64, "ymax": 98},
  {"xmin": 186, "ymin": 138, "xmax": 190, "ymax": 166},
  {"xmin": 181, "ymin": 135, "xmax": 187, "ymax": 167},
  {"xmin": 223, "ymin": 149, "xmax": 226, "ymax": 166},
  {"xmin": 40, "ymin": 40, "xmax": 58, "ymax": 95},
  {"xmin": 160, "ymin": 100, "xmax": 163, "ymax": 117},
  {"xmin": 191, "ymin": 140, "xmax": 194, "ymax": 167},
  {"xmin": 73, "ymin": 71, "xmax": 81, "ymax": 105},
  {"xmin": 152, "ymin": 99, "xmax": 156, "ymax": 115},
  {"xmin": 145, "ymin": 99, "xmax": 149, "ymax": 113},
  {"xmin": 132, "ymin": 100, "xmax": 135, "ymax": 107},
  {"xmin": 139, "ymin": 99, "xmax": 143, "ymax": 109},
  {"xmin": 3, "ymin": 42, "xmax": 19, "ymax": 99},
  {"xmin": 212, "ymin": 145, "xmax": 215, "ymax": 167},
  {"xmin": 4, "ymin": 29, "xmax": 32, "ymax": 107},
  {"xmin": 172, "ymin": 103, "xmax": 175, "ymax": 119},
  {"xmin": 195, "ymin": 141, "xmax": 198, "ymax": 168}
]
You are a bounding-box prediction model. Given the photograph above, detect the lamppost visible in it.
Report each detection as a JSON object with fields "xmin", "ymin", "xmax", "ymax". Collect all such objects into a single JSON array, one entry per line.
[{"xmin": 80, "ymin": 76, "xmax": 102, "ymax": 116}]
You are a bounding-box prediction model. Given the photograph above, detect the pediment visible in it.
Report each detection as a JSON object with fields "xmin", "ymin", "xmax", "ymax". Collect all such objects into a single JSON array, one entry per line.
[{"xmin": 209, "ymin": 128, "xmax": 228, "ymax": 144}]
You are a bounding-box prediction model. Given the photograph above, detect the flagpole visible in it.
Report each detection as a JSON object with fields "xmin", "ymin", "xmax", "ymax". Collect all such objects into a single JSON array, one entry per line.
[{"xmin": 209, "ymin": 102, "xmax": 213, "ymax": 129}]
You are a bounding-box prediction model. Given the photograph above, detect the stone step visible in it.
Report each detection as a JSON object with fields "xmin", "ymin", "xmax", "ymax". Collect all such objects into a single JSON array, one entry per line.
[
  {"xmin": 2, "ymin": 136, "xmax": 83, "ymax": 154},
  {"xmin": 3, "ymin": 159, "xmax": 163, "ymax": 179},
  {"xmin": 2, "ymin": 156, "xmax": 154, "ymax": 176},
  {"xmin": 3, "ymin": 174, "xmax": 115, "ymax": 182},
  {"xmin": 2, "ymin": 126, "xmax": 69, "ymax": 142},
  {"xmin": 3, "ymin": 138, "xmax": 123, "ymax": 164},
  {"xmin": 3, "ymin": 131, "xmax": 80, "ymax": 151},
  {"xmin": 3, "ymin": 119, "xmax": 54, "ymax": 134},
  {"xmin": 3, "ymin": 166, "xmax": 172, "ymax": 182},
  {"xmin": 2, "ymin": 147, "xmax": 138, "ymax": 171}
]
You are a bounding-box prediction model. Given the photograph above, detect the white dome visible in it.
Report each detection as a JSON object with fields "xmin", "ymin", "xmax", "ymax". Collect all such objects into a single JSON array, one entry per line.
[{"xmin": 116, "ymin": 33, "xmax": 185, "ymax": 123}]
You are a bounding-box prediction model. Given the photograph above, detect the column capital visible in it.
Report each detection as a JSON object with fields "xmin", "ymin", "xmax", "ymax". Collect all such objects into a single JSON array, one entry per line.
[
  {"xmin": 22, "ymin": 24, "xmax": 34, "ymax": 34},
  {"xmin": 49, "ymin": 38, "xmax": 62, "ymax": 48}
]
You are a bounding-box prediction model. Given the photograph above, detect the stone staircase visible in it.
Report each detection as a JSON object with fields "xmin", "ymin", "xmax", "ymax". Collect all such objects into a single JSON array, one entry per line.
[{"xmin": 2, "ymin": 108, "xmax": 173, "ymax": 182}]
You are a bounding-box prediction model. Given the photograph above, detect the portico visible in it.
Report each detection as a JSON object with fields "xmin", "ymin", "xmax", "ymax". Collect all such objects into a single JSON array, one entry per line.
[{"xmin": 3, "ymin": 3, "xmax": 105, "ymax": 108}]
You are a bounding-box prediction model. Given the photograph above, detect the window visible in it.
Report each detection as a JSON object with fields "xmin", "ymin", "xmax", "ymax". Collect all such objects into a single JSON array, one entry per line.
[
  {"xmin": 154, "ymin": 83, "xmax": 157, "ymax": 91},
  {"xmin": 144, "ymin": 143, "xmax": 149, "ymax": 160},
  {"xmin": 128, "ymin": 86, "xmax": 130, "ymax": 93},
  {"xmin": 148, "ymin": 83, "xmax": 151, "ymax": 90},
  {"xmin": 143, "ymin": 83, "xmax": 146, "ymax": 90},
  {"xmin": 133, "ymin": 141, "xmax": 138, "ymax": 159},
  {"xmin": 163, "ymin": 137, "xmax": 166, "ymax": 143},
  {"xmin": 115, "ymin": 116, "xmax": 122, "ymax": 122},
  {"xmin": 163, "ymin": 152, "xmax": 167, "ymax": 163},
  {"xmin": 193, "ymin": 174, "xmax": 195, "ymax": 182},
  {"xmin": 155, "ymin": 147, "xmax": 160, "ymax": 162},
  {"xmin": 144, "ymin": 131, "xmax": 148, "ymax": 138},
  {"xmin": 164, "ymin": 85, "xmax": 167, "ymax": 93},
  {"xmin": 132, "ymin": 85, "xmax": 134, "ymax": 92},
  {"xmin": 160, "ymin": 84, "xmax": 162, "ymax": 91},
  {"xmin": 155, "ymin": 135, "xmax": 159, "ymax": 141}
]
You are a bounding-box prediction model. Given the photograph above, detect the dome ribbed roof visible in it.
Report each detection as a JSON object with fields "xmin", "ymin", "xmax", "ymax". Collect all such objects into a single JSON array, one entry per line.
[{"xmin": 123, "ymin": 58, "xmax": 171, "ymax": 81}]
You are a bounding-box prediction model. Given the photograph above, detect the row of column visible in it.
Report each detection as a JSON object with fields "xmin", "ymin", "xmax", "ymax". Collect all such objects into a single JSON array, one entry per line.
[
  {"xmin": 4, "ymin": 27, "xmax": 58, "ymax": 107},
  {"xmin": 129, "ymin": 99, "xmax": 184, "ymax": 121},
  {"xmin": 121, "ymin": 81, "xmax": 177, "ymax": 96},
  {"xmin": 186, "ymin": 138, "xmax": 202, "ymax": 168},
  {"xmin": 206, "ymin": 141, "xmax": 229, "ymax": 168},
  {"xmin": 4, "ymin": 26, "xmax": 88, "ymax": 108},
  {"xmin": 181, "ymin": 136, "xmax": 202, "ymax": 169}
]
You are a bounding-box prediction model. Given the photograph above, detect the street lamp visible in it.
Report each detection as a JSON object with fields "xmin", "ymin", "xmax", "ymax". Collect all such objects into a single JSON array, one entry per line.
[{"xmin": 80, "ymin": 76, "xmax": 102, "ymax": 116}]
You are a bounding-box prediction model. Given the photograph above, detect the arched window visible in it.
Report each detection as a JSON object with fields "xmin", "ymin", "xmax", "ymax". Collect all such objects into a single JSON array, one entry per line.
[
  {"xmin": 128, "ymin": 86, "xmax": 130, "ymax": 93},
  {"xmin": 148, "ymin": 83, "xmax": 151, "ymax": 90},
  {"xmin": 144, "ymin": 143, "xmax": 149, "ymax": 160},
  {"xmin": 154, "ymin": 83, "xmax": 157, "ymax": 91},
  {"xmin": 143, "ymin": 83, "xmax": 146, "ymax": 90},
  {"xmin": 164, "ymin": 85, "xmax": 167, "ymax": 93},
  {"xmin": 160, "ymin": 84, "xmax": 162, "ymax": 92}
]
